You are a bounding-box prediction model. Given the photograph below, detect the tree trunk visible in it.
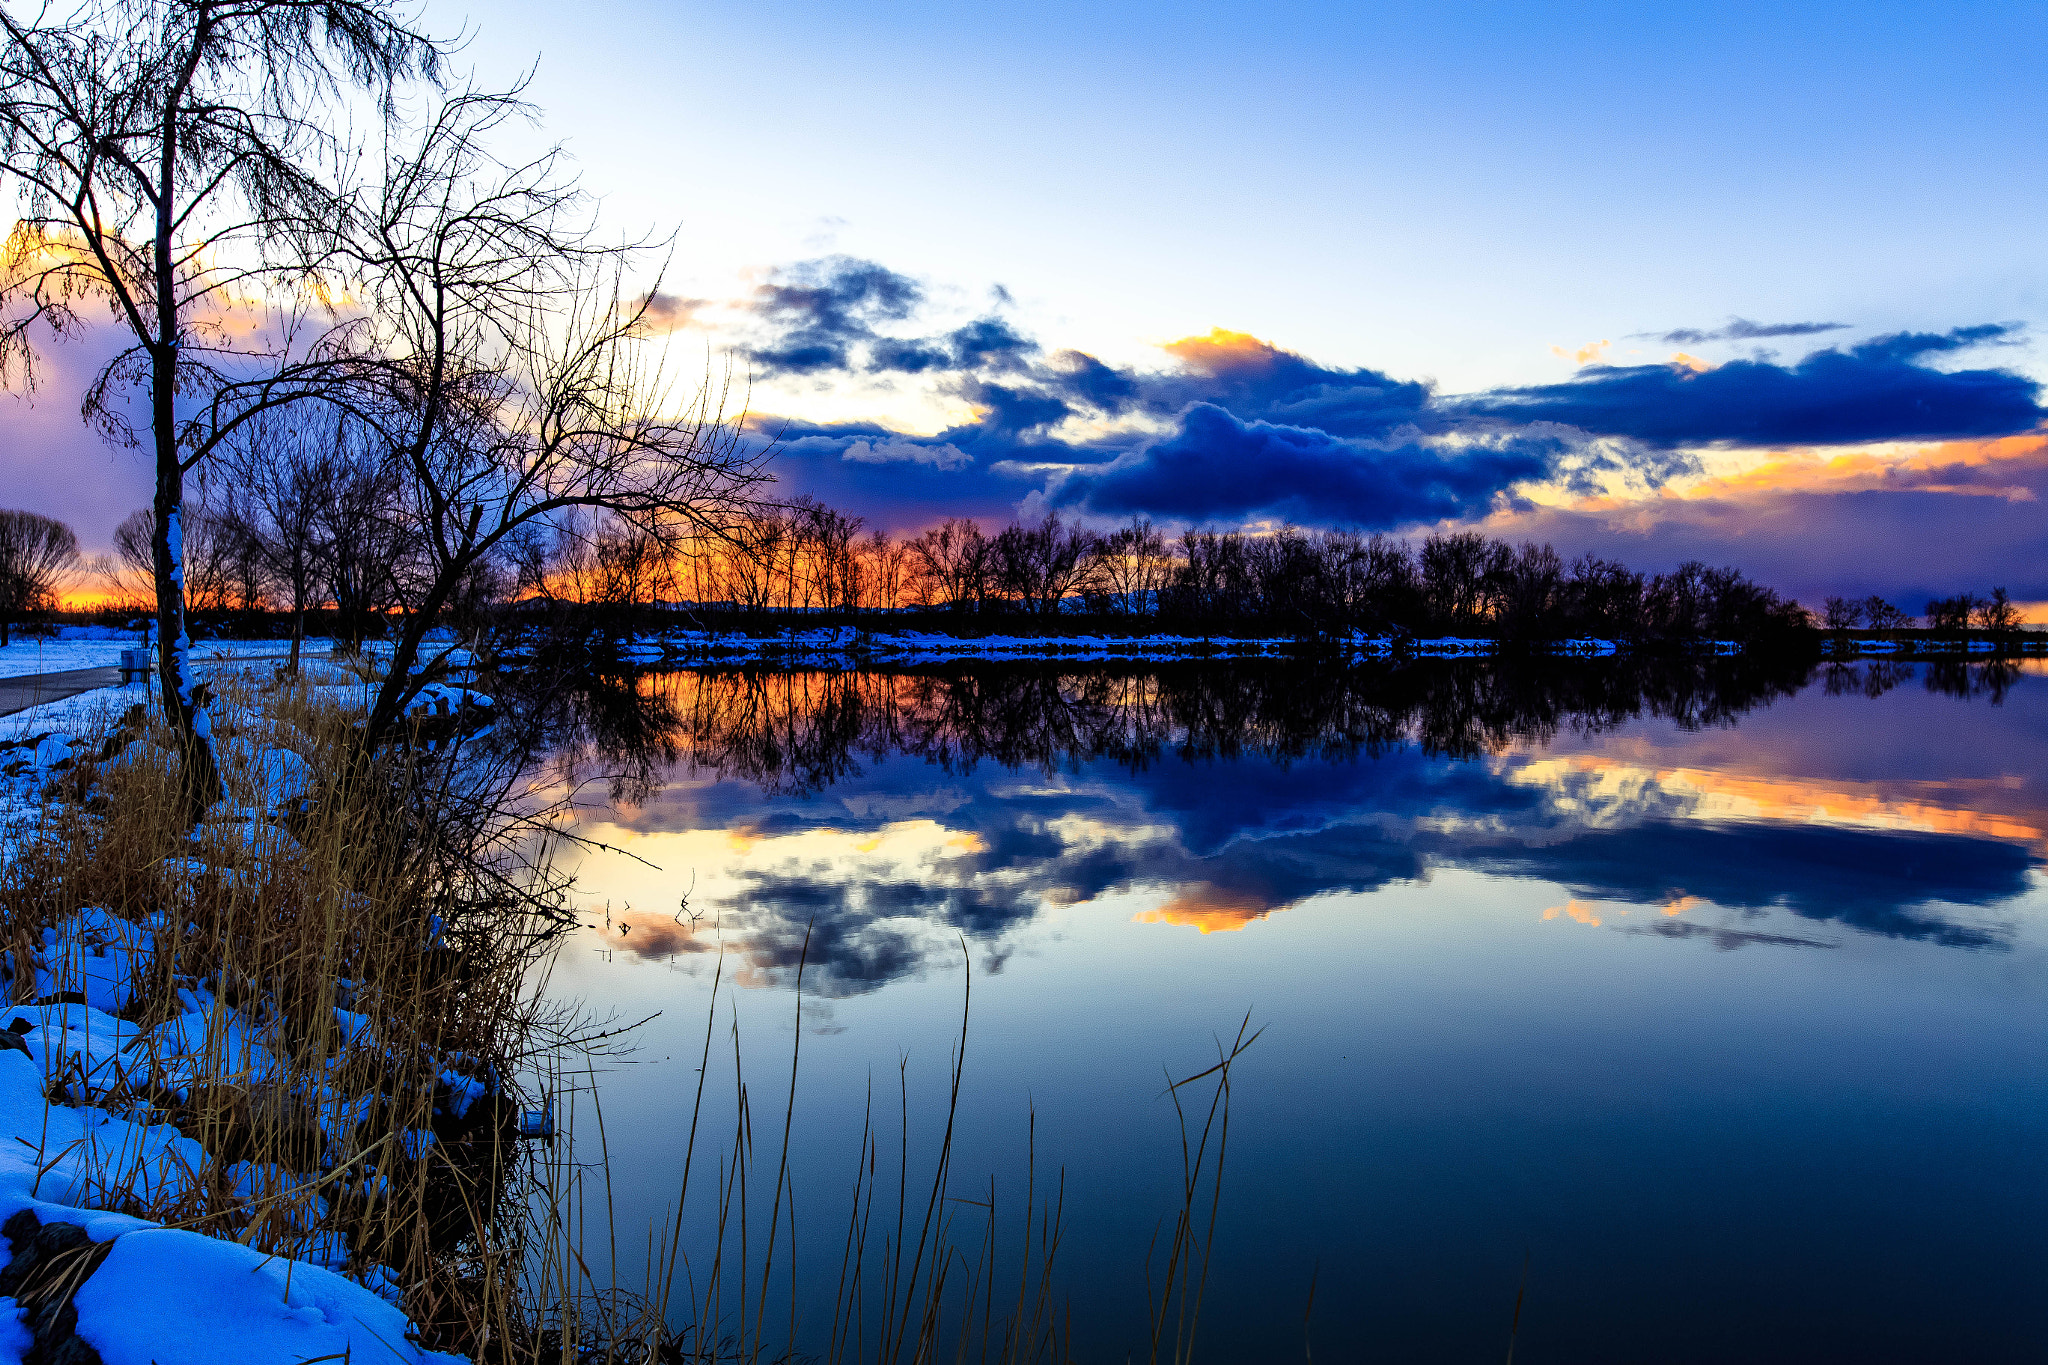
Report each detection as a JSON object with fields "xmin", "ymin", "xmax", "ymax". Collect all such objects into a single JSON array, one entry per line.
[
  {"xmin": 149, "ymin": 33, "xmax": 220, "ymax": 820},
  {"xmin": 154, "ymin": 456, "xmax": 222, "ymax": 816},
  {"xmin": 361, "ymin": 568, "xmax": 460, "ymax": 752}
]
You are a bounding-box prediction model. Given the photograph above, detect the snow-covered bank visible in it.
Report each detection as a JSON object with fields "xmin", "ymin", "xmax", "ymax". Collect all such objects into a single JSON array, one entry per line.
[
  {"xmin": 2, "ymin": 639, "xmax": 487, "ymax": 733},
  {"xmin": 0, "ymin": 983, "xmax": 465, "ymax": 1364},
  {"xmin": 559, "ymin": 625, "xmax": 2048, "ymax": 670},
  {"xmin": 583, "ymin": 627, "xmax": 1656, "ymax": 667},
  {"xmin": 0, "ymin": 631, "xmax": 355, "ymax": 683},
  {"xmin": 0, "ymin": 886, "xmax": 472, "ymax": 1364},
  {"xmin": 0, "ymin": 667, "xmax": 516, "ymax": 1364},
  {"xmin": 1821, "ymin": 634, "xmax": 2048, "ymax": 658}
]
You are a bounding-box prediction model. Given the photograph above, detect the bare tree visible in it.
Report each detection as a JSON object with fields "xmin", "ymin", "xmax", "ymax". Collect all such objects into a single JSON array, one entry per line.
[
  {"xmin": 993, "ymin": 513, "xmax": 1097, "ymax": 617},
  {"xmin": 217, "ymin": 406, "xmax": 345, "ymax": 670},
  {"xmin": 339, "ymin": 87, "xmax": 764, "ymax": 749},
  {"xmin": 1862, "ymin": 596, "xmax": 1910, "ymax": 632},
  {"xmin": 910, "ymin": 517, "xmax": 990, "ymax": 611},
  {"xmin": 318, "ymin": 436, "xmax": 404, "ymax": 649},
  {"xmin": 0, "ymin": 0, "xmax": 443, "ymax": 807},
  {"xmin": 796, "ymin": 496, "xmax": 861, "ymax": 615},
  {"xmin": 0, "ymin": 508, "xmax": 77, "ymax": 645},
  {"xmin": 1926, "ymin": 594, "xmax": 1977, "ymax": 632},
  {"xmin": 109, "ymin": 500, "xmax": 237, "ymax": 613},
  {"xmin": 859, "ymin": 528, "xmax": 909, "ymax": 613},
  {"xmin": 107, "ymin": 508, "xmax": 158, "ymax": 608},
  {"xmin": 1092, "ymin": 515, "xmax": 1169, "ymax": 615},
  {"xmin": 1974, "ymin": 587, "xmax": 2020, "ymax": 633},
  {"xmin": 1823, "ymin": 595, "xmax": 1864, "ymax": 630}
]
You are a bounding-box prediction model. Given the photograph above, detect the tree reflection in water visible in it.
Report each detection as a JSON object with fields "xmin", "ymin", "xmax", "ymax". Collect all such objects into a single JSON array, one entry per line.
[{"xmin": 505, "ymin": 654, "xmax": 1816, "ymax": 798}]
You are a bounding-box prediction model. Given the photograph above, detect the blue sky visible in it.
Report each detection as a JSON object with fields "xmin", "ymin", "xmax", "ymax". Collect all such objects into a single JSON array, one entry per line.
[{"xmin": 450, "ymin": 0, "xmax": 2046, "ymax": 387}]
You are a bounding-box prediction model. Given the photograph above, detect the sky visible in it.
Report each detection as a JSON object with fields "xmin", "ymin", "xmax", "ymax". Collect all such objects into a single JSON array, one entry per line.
[{"xmin": 7, "ymin": 0, "xmax": 2048, "ymax": 611}]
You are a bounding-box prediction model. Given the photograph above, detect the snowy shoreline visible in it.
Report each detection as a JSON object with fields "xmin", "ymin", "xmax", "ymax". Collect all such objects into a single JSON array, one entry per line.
[
  {"xmin": 0, "ymin": 644, "xmax": 493, "ymax": 1364},
  {"xmin": 574, "ymin": 626, "xmax": 2045, "ymax": 669}
]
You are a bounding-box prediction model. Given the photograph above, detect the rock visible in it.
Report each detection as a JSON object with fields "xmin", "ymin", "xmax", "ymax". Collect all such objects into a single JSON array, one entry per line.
[{"xmin": 0, "ymin": 1210, "xmax": 110, "ymax": 1365}]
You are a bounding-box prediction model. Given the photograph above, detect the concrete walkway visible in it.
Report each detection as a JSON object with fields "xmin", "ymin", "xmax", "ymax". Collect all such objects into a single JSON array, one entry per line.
[{"xmin": 0, "ymin": 667, "xmax": 127, "ymax": 719}]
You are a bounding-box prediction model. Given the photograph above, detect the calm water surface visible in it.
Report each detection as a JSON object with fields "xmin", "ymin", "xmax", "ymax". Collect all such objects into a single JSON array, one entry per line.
[{"xmin": 532, "ymin": 659, "xmax": 2048, "ymax": 1362}]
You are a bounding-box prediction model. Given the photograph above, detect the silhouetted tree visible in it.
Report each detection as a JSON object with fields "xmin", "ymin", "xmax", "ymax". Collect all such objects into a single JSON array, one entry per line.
[
  {"xmin": 1862, "ymin": 596, "xmax": 1911, "ymax": 632},
  {"xmin": 0, "ymin": 508, "xmax": 76, "ymax": 645},
  {"xmin": 993, "ymin": 513, "xmax": 1097, "ymax": 616},
  {"xmin": 911, "ymin": 518, "xmax": 991, "ymax": 611},
  {"xmin": 0, "ymin": 0, "xmax": 444, "ymax": 808},
  {"xmin": 1091, "ymin": 515, "xmax": 1170, "ymax": 615},
  {"xmin": 340, "ymin": 86, "xmax": 764, "ymax": 749},
  {"xmin": 1926, "ymin": 594, "xmax": 1976, "ymax": 631},
  {"xmin": 1973, "ymin": 587, "xmax": 2020, "ymax": 633}
]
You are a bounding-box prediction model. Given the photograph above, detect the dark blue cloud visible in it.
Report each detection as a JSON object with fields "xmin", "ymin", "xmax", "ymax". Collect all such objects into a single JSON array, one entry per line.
[
  {"xmin": 1045, "ymin": 403, "xmax": 1557, "ymax": 526},
  {"xmin": 1138, "ymin": 331, "xmax": 1434, "ymax": 437},
  {"xmin": 1460, "ymin": 324, "xmax": 2042, "ymax": 447},
  {"xmin": 745, "ymin": 257, "xmax": 926, "ymax": 376},
  {"xmin": 735, "ymin": 257, "xmax": 2046, "ymax": 537},
  {"xmin": 744, "ymin": 257, "xmax": 1038, "ymax": 381},
  {"xmin": 1463, "ymin": 821, "xmax": 2028, "ymax": 948},
  {"xmin": 1657, "ymin": 317, "xmax": 1851, "ymax": 345}
]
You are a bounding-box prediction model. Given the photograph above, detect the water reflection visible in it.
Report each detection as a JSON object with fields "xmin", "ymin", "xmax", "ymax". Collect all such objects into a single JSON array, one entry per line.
[
  {"xmin": 525, "ymin": 656, "xmax": 2048, "ymax": 1362},
  {"xmin": 497, "ymin": 658, "xmax": 2047, "ymax": 996}
]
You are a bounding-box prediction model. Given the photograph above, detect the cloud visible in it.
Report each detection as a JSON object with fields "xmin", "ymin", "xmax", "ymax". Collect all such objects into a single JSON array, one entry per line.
[
  {"xmin": 743, "ymin": 256, "xmax": 927, "ymax": 376},
  {"xmin": 741, "ymin": 256, "xmax": 1038, "ymax": 382},
  {"xmin": 1627, "ymin": 920, "xmax": 1836, "ymax": 950},
  {"xmin": 1459, "ymin": 324, "xmax": 2043, "ymax": 448},
  {"xmin": 636, "ymin": 291, "xmax": 710, "ymax": 332},
  {"xmin": 1486, "ymin": 437, "xmax": 2048, "ymax": 606},
  {"xmin": 1140, "ymin": 329, "xmax": 1434, "ymax": 437},
  {"xmin": 1045, "ymin": 403, "xmax": 1560, "ymax": 525},
  {"xmin": 842, "ymin": 437, "xmax": 972, "ymax": 470},
  {"xmin": 737, "ymin": 263, "xmax": 2048, "ymax": 540},
  {"xmin": 1656, "ymin": 317, "xmax": 1851, "ymax": 345},
  {"xmin": 1551, "ymin": 340, "xmax": 1611, "ymax": 365}
]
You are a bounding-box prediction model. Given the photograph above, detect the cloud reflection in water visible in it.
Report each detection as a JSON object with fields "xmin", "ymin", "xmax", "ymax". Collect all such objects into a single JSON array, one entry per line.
[{"xmin": 539, "ymin": 658, "xmax": 2044, "ymax": 992}]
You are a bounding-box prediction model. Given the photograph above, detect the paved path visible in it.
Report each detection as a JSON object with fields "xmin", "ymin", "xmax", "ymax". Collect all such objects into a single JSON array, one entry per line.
[
  {"xmin": 0, "ymin": 667, "xmax": 127, "ymax": 719},
  {"xmin": 0, "ymin": 650, "xmax": 343, "ymax": 720}
]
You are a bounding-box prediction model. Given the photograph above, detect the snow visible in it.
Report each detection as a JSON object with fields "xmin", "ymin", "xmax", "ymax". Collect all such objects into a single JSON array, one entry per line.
[
  {"xmin": 0, "ymin": 903, "xmax": 473, "ymax": 1362},
  {"xmin": 595, "ymin": 627, "xmax": 1652, "ymax": 667},
  {"xmin": 70, "ymin": 1224, "xmax": 463, "ymax": 1365},
  {"xmin": 0, "ymin": 638, "xmax": 129, "ymax": 680},
  {"xmin": 614, "ymin": 627, "xmax": 1447, "ymax": 666}
]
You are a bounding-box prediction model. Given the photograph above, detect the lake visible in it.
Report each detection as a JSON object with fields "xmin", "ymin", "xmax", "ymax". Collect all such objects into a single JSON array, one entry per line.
[{"xmin": 524, "ymin": 656, "xmax": 2047, "ymax": 1362}]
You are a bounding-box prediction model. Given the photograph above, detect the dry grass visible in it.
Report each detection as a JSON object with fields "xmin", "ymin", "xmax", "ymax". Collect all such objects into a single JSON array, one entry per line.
[
  {"xmin": 0, "ymin": 661, "xmax": 566, "ymax": 1357},
  {"xmin": 511, "ymin": 938, "xmax": 1254, "ymax": 1365}
]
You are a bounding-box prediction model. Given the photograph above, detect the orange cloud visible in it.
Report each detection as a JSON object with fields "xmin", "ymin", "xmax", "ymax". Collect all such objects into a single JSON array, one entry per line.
[
  {"xmin": 585, "ymin": 908, "xmax": 716, "ymax": 962},
  {"xmin": 1517, "ymin": 752, "xmax": 2048, "ymax": 858},
  {"xmin": 1159, "ymin": 327, "xmax": 1296, "ymax": 378},
  {"xmin": 1134, "ymin": 882, "xmax": 1273, "ymax": 934},
  {"xmin": 1551, "ymin": 339, "xmax": 1611, "ymax": 366},
  {"xmin": 1699, "ymin": 432, "xmax": 2048, "ymax": 502},
  {"xmin": 1541, "ymin": 898, "xmax": 1603, "ymax": 925}
]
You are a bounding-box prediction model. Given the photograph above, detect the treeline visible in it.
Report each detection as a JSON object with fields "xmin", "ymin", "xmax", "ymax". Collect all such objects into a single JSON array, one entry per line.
[
  {"xmin": 42, "ymin": 487, "xmax": 2024, "ymax": 647},
  {"xmin": 1827, "ymin": 588, "xmax": 2024, "ymax": 634},
  {"xmin": 526, "ymin": 505, "xmax": 1816, "ymax": 641}
]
